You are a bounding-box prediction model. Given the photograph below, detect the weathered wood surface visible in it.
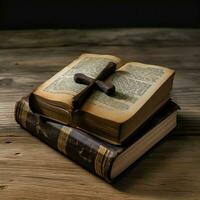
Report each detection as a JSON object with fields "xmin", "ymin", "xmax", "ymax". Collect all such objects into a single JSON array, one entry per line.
[{"xmin": 0, "ymin": 29, "xmax": 200, "ymax": 199}]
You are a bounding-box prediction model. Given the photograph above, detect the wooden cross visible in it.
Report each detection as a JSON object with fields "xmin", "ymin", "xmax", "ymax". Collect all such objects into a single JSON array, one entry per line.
[{"xmin": 72, "ymin": 62, "xmax": 117, "ymax": 110}]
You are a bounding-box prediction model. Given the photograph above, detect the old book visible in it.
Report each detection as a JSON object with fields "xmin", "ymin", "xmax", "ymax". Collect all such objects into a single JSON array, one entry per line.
[
  {"xmin": 29, "ymin": 54, "xmax": 175, "ymax": 144},
  {"xmin": 15, "ymin": 98, "xmax": 179, "ymax": 182}
]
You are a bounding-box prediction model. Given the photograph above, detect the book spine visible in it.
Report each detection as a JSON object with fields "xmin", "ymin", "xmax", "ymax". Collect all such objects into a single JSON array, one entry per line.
[{"xmin": 14, "ymin": 99, "xmax": 118, "ymax": 182}]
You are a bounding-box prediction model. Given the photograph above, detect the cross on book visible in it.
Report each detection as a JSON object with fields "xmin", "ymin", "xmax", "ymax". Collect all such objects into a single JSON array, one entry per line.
[{"xmin": 72, "ymin": 62, "xmax": 117, "ymax": 110}]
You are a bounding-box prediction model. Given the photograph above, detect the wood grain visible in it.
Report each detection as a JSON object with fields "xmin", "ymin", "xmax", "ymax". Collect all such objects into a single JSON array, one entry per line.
[
  {"xmin": 0, "ymin": 29, "xmax": 200, "ymax": 49},
  {"xmin": 0, "ymin": 29, "xmax": 200, "ymax": 199}
]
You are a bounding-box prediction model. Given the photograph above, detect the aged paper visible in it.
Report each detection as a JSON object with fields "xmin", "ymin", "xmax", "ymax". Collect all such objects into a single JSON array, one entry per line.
[
  {"xmin": 87, "ymin": 63, "xmax": 165, "ymax": 110},
  {"xmin": 34, "ymin": 54, "xmax": 121, "ymax": 108},
  {"xmin": 43, "ymin": 56, "xmax": 119, "ymax": 95},
  {"xmin": 82, "ymin": 62, "xmax": 173, "ymax": 122}
]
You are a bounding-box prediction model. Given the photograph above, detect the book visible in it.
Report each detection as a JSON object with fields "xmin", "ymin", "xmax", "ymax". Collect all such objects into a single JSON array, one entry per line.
[
  {"xmin": 29, "ymin": 53, "xmax": 175, "ymax": 144},
  {"xmin": 15, "ymin": 97, "xmax": 179, "ymax": 182}
]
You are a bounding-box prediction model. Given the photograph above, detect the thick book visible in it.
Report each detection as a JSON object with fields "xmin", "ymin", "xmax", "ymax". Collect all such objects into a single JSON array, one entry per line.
[
  {"xmin": 15, "ymin": 97, "xmax": 179, "ymax": 182},
  {"xmin": 29, "ymin": 54, "xmax": 175, "ymax": 144}
]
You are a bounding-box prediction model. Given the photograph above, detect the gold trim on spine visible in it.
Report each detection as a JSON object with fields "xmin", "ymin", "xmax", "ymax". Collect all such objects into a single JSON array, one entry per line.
[
  {"xmin": 101, "ymin": 149, "xmax": 110, "ymax": 178},
  {"xmin": 94, "ymin": 145, "xmax": 109, "ymax": 177},
  {"xmin": 57, "ymin": 126, "xmax": 72, "ymax": 155},
  {"xmin": 19, "ymin": 101, "xmax": 29, "ymax": 128}
]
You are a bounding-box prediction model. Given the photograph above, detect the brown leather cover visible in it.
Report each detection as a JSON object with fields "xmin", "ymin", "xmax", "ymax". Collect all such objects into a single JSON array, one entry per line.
[{"xmin": 15, "ymin": 97, "xmax": 179, "ymax": 182}]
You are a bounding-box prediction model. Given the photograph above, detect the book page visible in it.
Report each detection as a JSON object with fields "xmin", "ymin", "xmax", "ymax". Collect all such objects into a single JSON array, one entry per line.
[
  {"xmin": 87, "ymin": 63, "xmax": 166, "ymax": 110},
  {"xmin": 34, "ymin": 54, "xmax": 121, "ymax": 107},
  {"xmin": 81, "ymin": 62, "xmax": 174, "ymax": 122}
]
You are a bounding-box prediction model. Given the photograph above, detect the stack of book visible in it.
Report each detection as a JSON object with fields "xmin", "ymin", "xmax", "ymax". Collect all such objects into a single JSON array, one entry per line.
[{"xmin": 15, "ymin": 54, "xmax": 179, "ymax": 182}]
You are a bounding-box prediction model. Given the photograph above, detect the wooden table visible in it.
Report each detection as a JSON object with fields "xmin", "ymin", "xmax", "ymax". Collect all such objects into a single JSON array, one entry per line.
[{"xmin": 0, "ymin": 29, "xmax": 200, "ymax": 200}]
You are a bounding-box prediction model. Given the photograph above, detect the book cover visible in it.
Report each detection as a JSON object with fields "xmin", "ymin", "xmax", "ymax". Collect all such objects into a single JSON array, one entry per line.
[{"xmin": 15, "ymin": 97, "xmax": 178, "ymax": 182}]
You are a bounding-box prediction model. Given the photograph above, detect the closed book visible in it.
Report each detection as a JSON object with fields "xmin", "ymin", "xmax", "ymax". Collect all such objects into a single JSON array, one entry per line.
[
  {"xmin": 15, "ymin": 97, "xmax": 178, "ymax": 182},
  {"xmin": 29, "ymin": 53, "xmax": 175, "ymax": 144}
]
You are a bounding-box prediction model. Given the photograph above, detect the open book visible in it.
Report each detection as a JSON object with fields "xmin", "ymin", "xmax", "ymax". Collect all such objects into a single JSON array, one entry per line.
[{"xmin": 29, "ymin": 54, "xmax": 175, "ymax": 144}]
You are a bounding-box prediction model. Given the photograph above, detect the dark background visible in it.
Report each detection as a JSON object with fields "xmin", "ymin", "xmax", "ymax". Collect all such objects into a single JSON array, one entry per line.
[{"xmin": 0, "ymin": 0, "xmax": 200, "ymax": 29}]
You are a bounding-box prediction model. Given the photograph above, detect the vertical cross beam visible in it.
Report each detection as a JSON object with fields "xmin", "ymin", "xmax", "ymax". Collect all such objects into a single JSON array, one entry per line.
[{"xmin": 72, "ymin": 62, "xmax": 117, "ymax": 109}]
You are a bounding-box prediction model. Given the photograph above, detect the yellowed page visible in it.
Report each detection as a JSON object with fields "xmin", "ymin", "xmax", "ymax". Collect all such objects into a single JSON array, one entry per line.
[
  {"xmin": 81, "ymin": 62, "xmax": 174, "ymax": 122},
  {"xmin": 34, "ymin": 53, "xmax": 121, "ymax": 109}
]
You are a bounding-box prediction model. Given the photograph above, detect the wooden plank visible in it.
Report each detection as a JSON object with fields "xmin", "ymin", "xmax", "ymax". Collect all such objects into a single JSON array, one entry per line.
[
  {"xmin": 0, "ymin": 135, "xmax": 199, "ymax": 200},
  {"xmin": 0, "ymin": 46, "xmax": 200, "ymax": 71},
  {"xmin": 0, "ymin": 29, "xmax": 200, "ymax": 49}
]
